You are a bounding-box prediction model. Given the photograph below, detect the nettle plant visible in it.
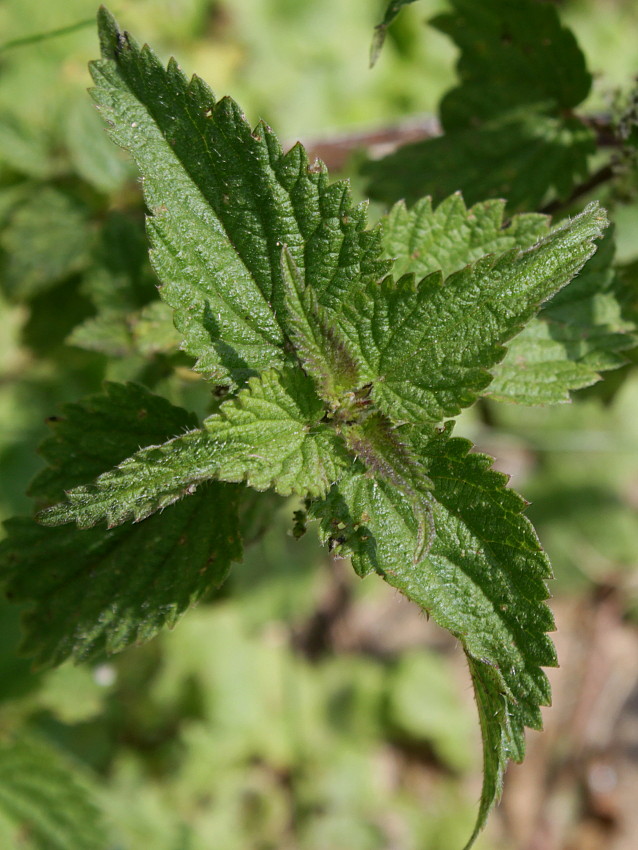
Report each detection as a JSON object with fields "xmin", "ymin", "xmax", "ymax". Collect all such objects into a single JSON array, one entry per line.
[{"xmin": 2, "ymin": 3, "xmax": 633, "ymax": 847}]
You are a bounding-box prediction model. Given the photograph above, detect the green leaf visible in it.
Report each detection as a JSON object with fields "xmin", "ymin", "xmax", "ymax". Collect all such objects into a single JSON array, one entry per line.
[
  {"xmin": 381, "ymin": 196, "xmax": 635, "ymax": 404},
  {"xmin": 382, "ymin": 193, "xmax": 549, "ymax": 280},
  {"xmin": 64, "ymin": 97, "xmax": 132, "ymax": 192},
  {"xmin": 0, "ymin": 114, "xmax": 56, "ymax": 179},
  {"xmin": 280, "ymin": 245, "xmax": 361, "ymax": 402},
  {"xmin": 66, "ymin": 312, "xmax": 133, "ymax": 357},
  {"xmin": 29, "ymin": 381, "xmax": 199, "ymax": 505},
  {"xmin": 365, "ymin": 109, "xmax": 595, "ymax": 212},
  {"xmin": 1, "ymin": 187, "xmax": 93, "ymax": 301},
  {"xmin": 370, "ymin": 0, "xmax": 422, "ymax": 67},
  {"xmin": 0, "ymin": 382, "xmax": 242, "ymax": 665},
  {"xmin": 0, "ymin": 734, "xmax": 106, "ymax": 850},
  {"xmin": 204, "ymin": 367, "xmax": 350, "ymax": 495},
  {"xmin": 433, "ymin": 0, "xmax": 591, "ymax": 129},
  {"xmin": 312, "ymin": 424, "xmax": 556, "ymax": 846},
  {"xmin": 132, "ymin": 300, "xmax": 182, "ymax": 355},
  {"xmin": 338, "ymin": 202, "xmax": 607, "ymax": 423},
  {"xmin": 1, "ymin": 485, "xmax": 240, "ymax": 666},
  {"xmin": 90, "ymin": 7, "xmax": 389, "ymax": 385},
  {"xmin": 365, "ymin": 0, "xmax": 596, "ymax": 211},
  {"xmin": 490, "ymin": 229, "xmax": 637, "ymax": 403},
  {"xmin": 80, "ymin": 212, "xmax": 155, "ymax": 315},
  {"xmin": 39, "ymin": 369, "xmax": 349, "ymax": 529}
]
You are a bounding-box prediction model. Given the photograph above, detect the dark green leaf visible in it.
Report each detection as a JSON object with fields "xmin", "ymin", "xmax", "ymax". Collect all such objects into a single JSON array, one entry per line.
[
  {"xmin": 433, "ymin": 0, "xmax": 591, "ymax": 129},
  {"xmin": 365, "ymin": 0, "xmax": 596, "ymax": 211},
  {"xmin": 90, "ymin": 8, "xmax": 389, "ymax": 385},
  {"xmin": 365, "ymin": 110, "xmax": 595, "ymax": 211},
  {"xmin": 1, "ymin": 484, "xmax": 241, "ymax": 666},
  {"xmin": 312, "ymin": 423, "xmax": 556, "ymax": 845},
  {"xmin": 1, "ymin": 382, "xmax": 242, "ymax": 665}
]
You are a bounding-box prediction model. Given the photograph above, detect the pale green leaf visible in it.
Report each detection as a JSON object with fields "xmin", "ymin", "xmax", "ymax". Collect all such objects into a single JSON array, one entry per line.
[
  {"xmin": 338, "ymin": 203, "xmax": 607, "ymax": 422},
  {"xmin": 382, "ymin": 193, "xmax": 549, "ymax": 280},
  {"xmin": 132, "ymin": 300, "xmax": 182, "ymax": 355},
  {"xmin": 1, "ymin": 187, "xmax": 92, "ymax": 300},
  {"xmin": 64, "ymin": 97, "xmax": 131, "ymax": 192},
  {"xmin": 203, "ymin": 368, "xmax": 350, "ymax": 496},
  {"xmin": 67, "ymin": 312, "xmax": 133, "ymax": 357},
  {"xmin": 381, "ymin": 197, "xmax": 635, "ymax": 404},
  {"xmin": 490, "ymin": 229, "xmax": 636, "ymax": 403},
  {"xmin": 0, "ymin": 115, "xmax": 56, "ymax": 179}
]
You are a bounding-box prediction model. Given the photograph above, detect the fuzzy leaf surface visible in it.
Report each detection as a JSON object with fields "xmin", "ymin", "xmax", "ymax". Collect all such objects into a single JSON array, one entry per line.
[
  {"xmin": 338, "ymin": 203, "xmax": 607, "ymax": 422},
  {"xmin": 312, "ymin": 424, "xmax": 556, "ymax": 846},
  {"xmin": 90, "ymin": 8, "xmax": 388, "ymax": 384},
  {"xmin": 382, "ymin": 196, "xmax": 634, "ymax": 403},
  {"xmin": 203, "ymin": 368, "xmax": 350, "ymax": 495},
  {"xmin": 29, "ymin": 381, "xmax": 198, "ymax": 505},
  {"xmin": 490, "ymin": 229, "xmax": 636, "ymax": 403},
  {"xmin": 0, "ymin": 734, "xmax": 106, "ymax": 850},
  {"xmin": 39, "ymin": 369, "xmax": 349, "ymax": 529},
  {"xmin": 0, "ymin": 383, "xmax": 241, "ymax": 666},
  {"xmin": 1, "ymin": 488, "xmax": 240, "ymax": 667},
  {"xmin": 382, "ymin": 193, "xmax": 549, "ymax": 279}
]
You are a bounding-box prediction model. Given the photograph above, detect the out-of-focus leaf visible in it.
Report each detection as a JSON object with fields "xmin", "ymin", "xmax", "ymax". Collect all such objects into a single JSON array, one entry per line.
[
  {"xmin": 0, "ymin": 734, "xmax": 106, "ymax": 850},
  {"xmin": 365, "ymin": 0, "xmax": 596, "ymax": 211},
  {"xmin": 0, "ymin": 115, "xmax": 56, "ymax": 178},
  {"xmin": 1, "ymin": 187, "xmax": 92, "ymax": 300},
  {"xmin": 64, "ymin": 97, "xmax": 131, "ymax": 192},
  {"xmin": 387, "ymin": 649, "xmax": 473, "ymax": 772},
  {"xmin": 0, "ymin": 382, "xmax": 242, "ymax": 666},
  {"xmin": 366, "ymin": 109, "xmax": 595, "ymax": 210},
  {"xmin": 370, "ymin": 0, "xmax": 422, "ymax": 67}
]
